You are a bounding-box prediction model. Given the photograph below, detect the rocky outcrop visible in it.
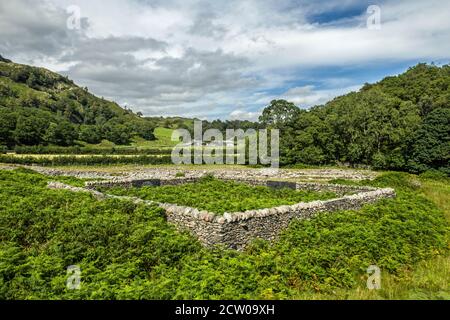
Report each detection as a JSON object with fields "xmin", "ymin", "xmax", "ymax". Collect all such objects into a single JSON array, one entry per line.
[{"xmin": 0, "ymin": 55, "xmax": 12, "ymax": 63}]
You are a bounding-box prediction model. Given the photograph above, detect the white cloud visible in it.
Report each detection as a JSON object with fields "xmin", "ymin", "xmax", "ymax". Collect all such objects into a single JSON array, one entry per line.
[
  {"xmin": 280, "ymin": 84, "xmax": 362, "ymax": 107},
  {"xmin": 1, "ymin": 0, "xmax": 449, "ymax": 119},
  {"xmin": 229, "ymin": 110, "xmax": 261, "ymax": 121}
]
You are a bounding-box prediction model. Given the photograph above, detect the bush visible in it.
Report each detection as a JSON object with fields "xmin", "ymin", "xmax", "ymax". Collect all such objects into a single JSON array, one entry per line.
[{"xmin": 419, "ymin": 170, "xmax": 450, "ymax": 181}]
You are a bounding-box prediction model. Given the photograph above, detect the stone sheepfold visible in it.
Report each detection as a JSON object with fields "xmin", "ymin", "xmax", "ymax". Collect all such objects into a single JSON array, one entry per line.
[{"xmin": 49, "ymin": 176, "xmax": 395, "ymax": 250}]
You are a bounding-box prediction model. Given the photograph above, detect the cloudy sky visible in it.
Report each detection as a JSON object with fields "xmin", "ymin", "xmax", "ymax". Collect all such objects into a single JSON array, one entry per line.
[{"xmin": 1, "ymin": 0, "xmax": 449, "ymax": 120}]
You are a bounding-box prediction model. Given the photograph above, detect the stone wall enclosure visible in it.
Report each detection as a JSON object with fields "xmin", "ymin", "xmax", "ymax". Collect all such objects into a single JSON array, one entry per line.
[
  {"xmin": 78, "ymin": 177, "xmax": 396, "ymax": 250},
  {"xmin": 43, "ymin": 176, "xmax": 397, "ymax": 250}
]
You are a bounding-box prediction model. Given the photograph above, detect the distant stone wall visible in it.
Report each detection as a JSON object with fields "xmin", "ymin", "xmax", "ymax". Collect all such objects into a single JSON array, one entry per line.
[
  {"xmin": 85, "ymin": 177, "xmax": 202, "ymax": 189},
  {"xmin": 82, "ymin": 177, "xmax": 395, "ymax": 250},
  {"xmin": 86, "ymin": 177, "xmax": 375, "ymax": 195},
  {"xmin": 294, "ymin": 182, "xmax": 376, "ymax": 195}
]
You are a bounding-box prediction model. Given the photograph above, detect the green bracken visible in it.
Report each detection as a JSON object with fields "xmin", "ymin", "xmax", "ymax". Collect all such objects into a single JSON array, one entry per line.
[
  {"xmin": 0, "ymin": 169, "xmax": 448, "ymax": 299},
  {"xmin": 100, "ymin": 177, "xmax": 338, "ymax": 214}
]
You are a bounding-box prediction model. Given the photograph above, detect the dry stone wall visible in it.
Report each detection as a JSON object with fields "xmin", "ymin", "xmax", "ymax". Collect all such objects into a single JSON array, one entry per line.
[
  {"xmin": 161, "ymin": 187, "xmax": 395, "ymax": 250},
  {"xmin": 80, "ymin": 177, "xmax": 396, "ymax": 250}
]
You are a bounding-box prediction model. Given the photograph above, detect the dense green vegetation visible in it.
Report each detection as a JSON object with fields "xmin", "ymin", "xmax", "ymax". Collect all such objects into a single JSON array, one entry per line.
[
  {"xmin": 0, "ymin": 127, "xmax": 179, "ymax": 154},
  {"xmin": 261, "ymin": 64, "xmax": 449, "ymax": 175},
  {"xmin": 0, "ymin": 154, "xmax": 173, "ymax": 166},
  {"xmin": 1, "ymin": 58, "xmax": 447, "ymax": 175},
  {"xmin": 101, "ymin": 177, "xmax": 337, "ymax": 214},
  {"xmin": 0, "ymin": 169, "xmax": 448, "ymax": 299},
  {"xmin": 10, "ymin": 145, "xmax": 174, "ymax": 155},
  {"xmin": 0, "ymin": 60, "xmax": 156, "ymax": 148}
]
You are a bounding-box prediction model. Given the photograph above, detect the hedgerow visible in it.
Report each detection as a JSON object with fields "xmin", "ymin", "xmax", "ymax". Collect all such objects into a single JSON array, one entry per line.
[
  {"xmin": 0, "ymin": 154, "xmax": 173, "ymax": 166},
  {"xmin": 0, "ymin": 169, "xmax": 448, "ymax": 299},
  {"xmin": 13, "ymin": 145, "xmax": 174, "ymax": 155},
  {"xmin": 0, "ymin": 154, "xmax": 250, "ymax": 166}
]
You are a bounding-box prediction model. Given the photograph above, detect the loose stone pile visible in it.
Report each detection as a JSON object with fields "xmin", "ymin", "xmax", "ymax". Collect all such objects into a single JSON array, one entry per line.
[{"xmin": 24, "ymin": 165, "xmax": 378, "ymax": 181}]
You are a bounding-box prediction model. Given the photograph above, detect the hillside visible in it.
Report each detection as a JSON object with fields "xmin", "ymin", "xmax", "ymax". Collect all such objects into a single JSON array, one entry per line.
[
  {"xmin": 0, "ymin": 57, "xmax": 156, "ymax": 149},
  {"xmin": 1, "ymin": 58, "xmax": 448, "ymax": 174},
  {"xmin": 272, "ymin": 63, "xmax": 450, "ymax": 174}
]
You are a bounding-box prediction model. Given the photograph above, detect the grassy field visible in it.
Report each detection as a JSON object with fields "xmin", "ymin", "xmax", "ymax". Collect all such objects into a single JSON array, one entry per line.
[{"xmin": 81, "ymin": 127, "xmax": 177, "ymax": 150}]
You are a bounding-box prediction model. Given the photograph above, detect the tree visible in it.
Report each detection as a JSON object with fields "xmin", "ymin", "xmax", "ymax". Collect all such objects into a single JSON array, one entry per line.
[
  {"xmin": 20, "ymin": 92, "xmax": 41, "ymax": 108},
  {"xmin": 14, "ymin": 116, "xmax": 47, "ymax": 145},
  {"xmin": 133, "ymin": 121, "xmax": 155, "ymax": 141},
  {"xmin": 63, "ymin": 101, "xmax": 83, "ymax": 124},
  {"xmin": 79, "ymin": 125, "xmax": 103, "ymax": 144},
  {"xmin": 407, "ymin": 108, "xmax": 450, "ymax": 173},
  {"xmin": 10, "ymin": 67, "xmax": 30, "ymax": 83},
  {"xmin": 259, "ymin": 100, "xmax": 300, "ymax": 128},
  {"xmin": 0, "ymin": 109, "xmax": 17, "ymax": 148},
  {"xmin": 26, "ymin": 72, "xmax": 39, "ymax": 89},
  {"xmin": 44, "ymin": 121, "xmax": 77, "ymax": 146},
  {"xmin": 0, "ymin": 82, "xmax": 14, "ymax": 97},
  {"xmin": 104, "ymin": 123, "xmax": 131, "ymax": 145}
]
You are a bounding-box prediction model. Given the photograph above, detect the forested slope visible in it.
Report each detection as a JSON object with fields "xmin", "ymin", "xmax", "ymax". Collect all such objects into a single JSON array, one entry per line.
[
  {"xmin": 0, "ymin": 56, "xmax": 155, "ymax": 149},
  {"xmin": 1, "ymin": 57, "xmax": 448, "ymax": 174},
  {"xmin": 266, "ymin": 64, "xmax": 449, "ymax": 174}
]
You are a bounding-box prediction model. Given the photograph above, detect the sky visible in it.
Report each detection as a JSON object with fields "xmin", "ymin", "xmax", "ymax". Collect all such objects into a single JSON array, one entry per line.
[{"xmin": 0, "ymin": 0, "xmax": 449, "ymax": 120}]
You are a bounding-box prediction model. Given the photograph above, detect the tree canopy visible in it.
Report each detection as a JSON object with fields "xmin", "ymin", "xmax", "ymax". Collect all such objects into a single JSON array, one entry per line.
[{"xmin": 262, "ymin": 64, "xmax": 449, "ymax": 174}]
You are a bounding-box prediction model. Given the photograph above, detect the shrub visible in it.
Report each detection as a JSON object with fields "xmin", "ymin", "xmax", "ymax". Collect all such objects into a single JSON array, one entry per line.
[{"xmin": 420, "ymin": 170, "xmax": 449, "ymax": 181}]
